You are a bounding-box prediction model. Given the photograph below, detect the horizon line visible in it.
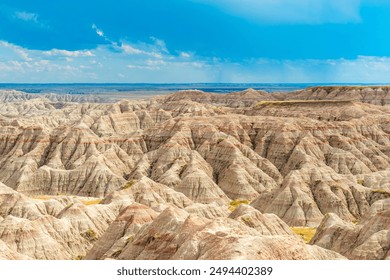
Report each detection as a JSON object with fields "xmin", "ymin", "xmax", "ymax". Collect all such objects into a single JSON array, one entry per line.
[{"xmin": 1, "ymin": 82, "xmax": 390, "ymax": 85}]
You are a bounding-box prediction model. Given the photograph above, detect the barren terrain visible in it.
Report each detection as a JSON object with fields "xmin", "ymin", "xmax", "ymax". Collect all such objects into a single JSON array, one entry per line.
[{"xmin": 0, "ymin": 86, "xmax": 389, "ymax": 260}]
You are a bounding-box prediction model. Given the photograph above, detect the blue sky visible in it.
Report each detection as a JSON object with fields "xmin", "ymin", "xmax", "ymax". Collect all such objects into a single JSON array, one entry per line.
[{"xmin": 1, "ymin": 0, "xmax": 390, "ymax": 83}]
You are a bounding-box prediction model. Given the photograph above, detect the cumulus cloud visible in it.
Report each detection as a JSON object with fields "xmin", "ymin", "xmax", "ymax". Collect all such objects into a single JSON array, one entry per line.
[
  {"xmin": 0, "ymin": 41, "xmax": 32, "ymax": 61},
  {"xmin": 3, "ymin": 38, "xmax": 390, "ymax": 83},
  {"xmin": 0, "ymin": 40, "xmax": 98, "ymax": 82},
  {"xmin": 193, "ymin": 0, "xmax": 362, "ymax": 24}
]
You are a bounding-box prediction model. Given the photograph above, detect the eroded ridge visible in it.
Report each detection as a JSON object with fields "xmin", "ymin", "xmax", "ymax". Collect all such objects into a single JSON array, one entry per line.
[{"xmin": 0, "ymin": 86, "xmax": 389, "ymax": 260}]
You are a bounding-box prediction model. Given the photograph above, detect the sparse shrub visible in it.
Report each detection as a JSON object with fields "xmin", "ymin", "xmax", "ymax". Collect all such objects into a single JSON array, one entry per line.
[
  {"xmin": 82, "ymin": 228, "xmax": 97, "ymax": 242},
  {"xmin": 372, "ymin": 189, "xmax": 390, "ymax": 195},
  {"xmin": 111, "ymin": 250, "xmax": 122, "ymax": 258},
  {"xmin": 32, "ymin": 195, "xmax": 52, "ymax": 200},
  {"xmin": 356, "ymin": 179, "xmax": 365, "ymax": 185},
  {"xmin": 121, "ymin": 179, "xmax": 137, "ymax": 190},
  {"xmin": 228, "ymin": 199, "xmax": 249, "ymax": 212},
  {"xmin": 290, "ymin": 227, "xmax": 317, "ymax": 243},
  {"xmin": 81, "ymin": 198, "xmax": 102, "ymax": 206},
  {"xmin": 241, "ymin": 215, "xmax": 253, "ymax": 226},
  {"xmin": 73, "ymin": 255, "xmax": 84, "ymax": 260},
  {"xmin": 125, "ymin": 235, "xmax": 134, "ymax": 246},
  {"xmin": 256, "ymin": 101, "xmax": 276, "ymax": 106},
  {"xmin": 255, "ymin": 100, "xmax": 346, "ymax": 107},
  {"xmin": 66, "ymin": 202, "xmax": 75, "ymax": 208}
]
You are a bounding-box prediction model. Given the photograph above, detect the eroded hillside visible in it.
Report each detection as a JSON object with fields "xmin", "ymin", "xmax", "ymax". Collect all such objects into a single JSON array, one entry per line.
[{"xmin": 0, "ymin": 87, "xmax": 389, "ymax": 260}]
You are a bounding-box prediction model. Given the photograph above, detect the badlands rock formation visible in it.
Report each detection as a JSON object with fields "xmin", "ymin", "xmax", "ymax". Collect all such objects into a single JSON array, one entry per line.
[
  {"xmin": 0, "ymin": 86, "xmax": 389, "ymax": 260},
  {"xmin": 311, "ymin": 198, "xmax": 390, "ymax": 259}
]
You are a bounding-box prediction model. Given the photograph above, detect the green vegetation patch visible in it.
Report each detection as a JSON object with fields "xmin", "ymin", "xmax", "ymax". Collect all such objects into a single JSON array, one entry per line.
[
  {"xmin": 32, "ymin": 195, "xmax": 53, "ymax": 200},
  {"xmin": 240, "ymin": 215, "xmax": 255, "ymax": 227},
  {"xmin": 371, "ymin": 189, "xmax": 390, "ymax": 195},
  {"xmin": 290, "ymin": 227, "xmax": 317, "ymax": 243},
  {"xmin": 82, "ymin": 228, "xmax": 98, "ymax": 242},
  {"xmin": 80, "ymin": 198, "xmax": 102, "ymax": 206},
  {"xmin": 356, "ymin": 179, "xmax": 365, "ymax": 185},
  {"xmin": 121, "ymin": 179, "xmax": 137, "ymax": 190},
  {"xmin": 229, "ymin": 199, "xmax": 249, "ymax": 212},
  {"xmin": 255, "ymin": 100, "xmax": 351, "ymax": 107},
  {"xmin": 125, "ymin": 235, "xmax": 134, "ymax": 246}
]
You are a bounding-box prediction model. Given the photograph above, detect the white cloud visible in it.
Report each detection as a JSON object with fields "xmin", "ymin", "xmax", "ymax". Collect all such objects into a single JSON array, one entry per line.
[
  {"xmin": 3, "ymin": 38, "xmax": 390, "ymax": 83},
  {"xmin": 146, "ymin": 59, "xmax": 166, "ymax": 66},
  {"xmin": 13, "ymin": 10, "xmax": 49, "ymax": 28},
  {"xmin": 193, "ymin": 0, "xmax": 362, "ymax": 24},
  {"xmin": 0, "ymin": 41, "xmax": 32, "ymax": 61},
  {"xmin": 121, "ymin": 44, "xmax": 146, "ymax": 55},
  {"xmin": 43, "ymin": 49, "xmax": 94, "ymax": 57},
  {"xmin": 92, "ymin": 24, "xmax": 105, "ymax": 37},
  {"xmin": 127, "ymin": 64, "xmax": 156, "ymax": 70},
  {"xmin": 150, "ymin": 37, "xmax": 168, "ymax": 53},
  {"xmin": 180, "ymin": 52, "xmax": 191, "ymax": 58},
  {"xmin": 15, "ymin": 11, "xmax": 39, "ymax": 23},
  {"xmin": 91, "ymin": 24, "xmax": 166, "ymax": 59},
  {"xmin": 120, "ymin": 43, "xmax": 163, "ymax": 58}
]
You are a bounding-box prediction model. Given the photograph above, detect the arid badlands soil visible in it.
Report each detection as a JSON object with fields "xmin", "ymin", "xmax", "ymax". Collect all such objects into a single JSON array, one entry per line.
[{"xmin": 0, "ymin": 86, "xmax": 389, "ymax": 260}]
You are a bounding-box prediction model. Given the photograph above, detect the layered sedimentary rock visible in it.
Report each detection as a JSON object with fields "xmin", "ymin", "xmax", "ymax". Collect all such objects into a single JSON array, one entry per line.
[
  {"xmin": 311, "ymin": 198, "xmax": 390, "ymax": 259},
  {"xmin": 0, "ymin": 86, "xmax": 389, "ymax": 259},
  {"xmin": 0, "ymin": 182, "xmax": 119, "ymax": 259},
  {"xmin": 85, "ymin": 204, "xmax": 344, "ymax": 260},
  {"xmin": 276, "ymin": 86, "xmax": 390, "ymax": 106}
]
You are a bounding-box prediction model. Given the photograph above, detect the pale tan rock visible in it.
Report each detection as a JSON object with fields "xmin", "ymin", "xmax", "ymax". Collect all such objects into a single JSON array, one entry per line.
[
  {"xmin": 87, "ymin": 206, "xmax": 344, "ymax": 260},
  {"xmin": 312, "ymin": 198, "xmax": 390, "ymax": 259},
  {"xmin": 185, "ymin": 203, "xmax": 230, "ymax": 219},
  {"xmin": 0, "ymin": 86, "xmax": 390, "ymax": 260},
  {"xmin": 0, "ymin": 183, "xmax": 120, "ymax": 259},
  {"xmin": 0, "ymin": 239, "xmax": 31, "ymax": 260},
  {"xmin": 229, "ymin": 204, "xmax": 293, "ymax": 235},
  {"xmin": 103, "ymin": 177, "xmax": 193, "ymax": 208},
  {"xmin": 85, "ymin": 203, "xmax": 158, "ymax": 260}
]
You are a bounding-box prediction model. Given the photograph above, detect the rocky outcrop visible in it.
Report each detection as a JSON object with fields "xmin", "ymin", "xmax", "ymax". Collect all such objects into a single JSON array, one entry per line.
[
  {"xmin": 275, "ymin": 86, "xmax": 390, "ymax": 106},
  {"xmin": 0, "ymin": 90, "xmax": 110, "ymax": 103},
  {"xmin": 0, "ymin": 183, "xmax": 119, "ymax": 259},
  {"xmin": 86, "ymin": 205, "xmax": 345, "ymax": 260},
  {"xmin": 311, "ymin": 198, "xmax": 390, "ymax": 259}
]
